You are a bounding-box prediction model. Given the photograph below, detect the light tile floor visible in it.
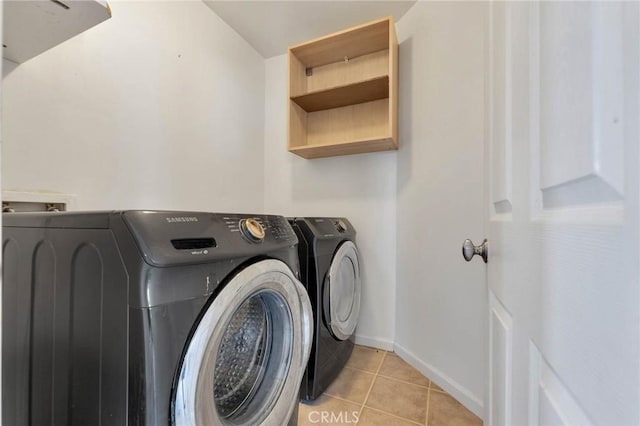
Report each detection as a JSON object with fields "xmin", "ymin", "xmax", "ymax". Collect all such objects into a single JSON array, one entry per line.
[{"xmin": 298, "ymin": 345, "xmax": 483, "ymax": 426}]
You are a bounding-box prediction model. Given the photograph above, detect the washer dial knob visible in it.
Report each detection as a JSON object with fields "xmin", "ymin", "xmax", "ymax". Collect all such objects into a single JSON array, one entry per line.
[
  {"xmin": 240, "ymin": 218, "xmax": 265, "ymax": 242},
  {"xmin": 335, "ymin": 219, "xmax": 347, "ymax": 233}
]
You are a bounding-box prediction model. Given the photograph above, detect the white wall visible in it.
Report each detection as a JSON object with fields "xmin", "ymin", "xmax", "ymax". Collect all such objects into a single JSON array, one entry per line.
[
  {"xmin": 263, "ymin": 55, "xmax": 398, "ymax": 349},
  {"xmin": 2, "ymin": 1, "xmax": 265, "ymax": 213},
  {"xmin": 394, "ymin": 1, "xmax": 486, "ymax": 415}
]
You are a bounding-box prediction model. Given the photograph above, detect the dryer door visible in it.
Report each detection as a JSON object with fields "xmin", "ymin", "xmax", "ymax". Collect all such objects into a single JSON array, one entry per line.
[
  {"xmin": 173, "ymin": 259, "xmax": 312, "ymax": 426},
  {"xmin": 323, "ymin": 241, "xmax": 361, "ymax": 341}
]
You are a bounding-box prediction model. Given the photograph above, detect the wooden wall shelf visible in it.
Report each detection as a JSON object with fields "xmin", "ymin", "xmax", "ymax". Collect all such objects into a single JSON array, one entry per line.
[{"xmin": 287, "ymin": 17, "xmax": 398, "ymax": 159}]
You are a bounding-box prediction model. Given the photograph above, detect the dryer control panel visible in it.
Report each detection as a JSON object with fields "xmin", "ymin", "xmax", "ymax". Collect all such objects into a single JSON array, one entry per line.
[{"xmin": 302, "ymin": 217, "xmax": 355, "ymax": 240}]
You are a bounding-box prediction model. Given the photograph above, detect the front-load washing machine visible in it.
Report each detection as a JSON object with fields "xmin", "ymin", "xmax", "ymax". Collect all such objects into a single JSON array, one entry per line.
[
  {"xmin": 3, "ymin": 210, "xmax": 312, "ymax": 426},
  {"xmin": 289, "ymin": 217, "xmax": 361, "ymax": 401}
]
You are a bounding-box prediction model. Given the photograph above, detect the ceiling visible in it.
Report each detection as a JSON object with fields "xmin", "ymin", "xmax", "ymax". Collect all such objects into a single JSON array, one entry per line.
[{"xmin": 202, "ymin": 0, "xmax": 417, "ymax": 58}]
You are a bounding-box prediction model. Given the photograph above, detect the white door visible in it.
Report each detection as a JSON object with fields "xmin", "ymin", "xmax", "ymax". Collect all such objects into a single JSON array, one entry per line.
[{"xmin": 484, "ymin": 2, "xmax": 640, "ymax": 425}]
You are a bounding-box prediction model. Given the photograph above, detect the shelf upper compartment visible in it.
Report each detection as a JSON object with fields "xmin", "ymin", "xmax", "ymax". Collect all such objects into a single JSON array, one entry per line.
[
  {"xmin": 289, "ymin": 18, "xmax": 390, "ymax": 69},
  {"xmin": 291, "ymin": 76, "xmax": 389, "ymax": 112},
  {"xmin": 3, "ymin": 0, "xmax": 111, "ymax": 64}
]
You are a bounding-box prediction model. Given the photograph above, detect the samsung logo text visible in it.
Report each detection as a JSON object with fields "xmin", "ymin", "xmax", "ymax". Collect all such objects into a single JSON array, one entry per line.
[{"xmin": 165, "ymin": 217, "xmax": 199, "ymax": 223}]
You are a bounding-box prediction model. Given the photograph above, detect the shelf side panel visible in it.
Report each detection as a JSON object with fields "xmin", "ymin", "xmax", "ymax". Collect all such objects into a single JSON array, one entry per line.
[
  {"xmin": 289, "ymin": 52, "xmax": 308, "ymax": 98},
  {"xmin": 288, "ymin": 101, "xmax": 308, "ymax": 149},
  {"xmin": 389, "ymin": 20, "xmax": 399, "ymax": 149},
  {"xmin": 306, "ymin": 99, "xmax": 389, "ymax": 146}
]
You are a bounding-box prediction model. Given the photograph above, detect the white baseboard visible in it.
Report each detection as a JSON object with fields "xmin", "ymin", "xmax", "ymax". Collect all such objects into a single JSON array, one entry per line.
[
  {"xmin": 354, "ymin": 334, "xmax": 394, "ymax": 351},
  {"xmin": 393, "ymin": 343, "xmax": 484, "ymax": 419}
]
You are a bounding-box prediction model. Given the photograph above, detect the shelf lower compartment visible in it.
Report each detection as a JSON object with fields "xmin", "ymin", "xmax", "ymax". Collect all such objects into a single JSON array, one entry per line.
[
  {"xmin": 289, "ymin": 137, "xmax": 396, "ymax": 159},
  {"xmin": 291, "ymin": 76, "xmax": 389, "ymax": 112},
  {"xmin": 288, "ymin": 98, "xmax": 396, "ymax": 159}
]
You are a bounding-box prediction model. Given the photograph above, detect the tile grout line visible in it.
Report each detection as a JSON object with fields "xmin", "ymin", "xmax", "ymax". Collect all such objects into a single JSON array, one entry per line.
[
  {"xmin": 340, "ymin": 365, "xmax": 441, "ymax": 393},
  {"xmin": 425, "ymin": 387, "xmax": 431, "ymax": 426},
  {"xmin": 359, "ymin": 349, "xmax": 430, "ymax": 426},
  {"xmin": 322, "ymin": 393, "xmax": 365, "ymax": 406},
  {"xmin": 376, "ymin": 372, "xmax": 431, "ymax": 389},
  {"xmin": 347, "ymin": 365, "xmax": 383, "ymax": 374},
  {"xmin": 356, "ymin": 349, "xmax": 387, "ymax": 424},
  {"xmin": 428, "ymin": 387, "xmax": 448, "ymax": 395}
]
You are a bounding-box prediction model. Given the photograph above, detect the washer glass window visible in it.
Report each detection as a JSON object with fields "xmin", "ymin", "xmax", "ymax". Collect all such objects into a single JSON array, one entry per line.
[
  {"xmin": 213, "ymin": 291, "xmax": 292, "ymax": 424},
  {"xmin": 173, "ymin": 260, "xmax": 312, "ymax": 426}
]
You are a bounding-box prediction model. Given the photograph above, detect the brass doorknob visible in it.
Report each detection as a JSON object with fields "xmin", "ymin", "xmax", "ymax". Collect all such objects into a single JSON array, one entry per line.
[{"xmin": 462, "ymin": 239, "xmax": 488, "ymax": 263}]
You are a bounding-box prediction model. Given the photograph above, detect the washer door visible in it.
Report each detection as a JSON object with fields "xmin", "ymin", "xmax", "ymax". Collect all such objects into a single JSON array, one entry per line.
[
  {"xmin": 323, "ymin": 241, "xmax": 361, "ymax": 341},
  {"xmin": 173, "ymin": 259, "xmax": 312, "ymax": 426}
]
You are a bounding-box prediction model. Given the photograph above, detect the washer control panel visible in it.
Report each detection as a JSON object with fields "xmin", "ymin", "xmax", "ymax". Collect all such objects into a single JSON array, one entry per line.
[
  {"xmin": 123, "ymin": 211, "xmax": 298, "ymax": 266},
  {"xmin": 269, "ymin": 218, "xmax": 296, "ymax": 241},
  {"xmin": 222, "ymin": 215, "xmax": 295, "ymax": 243}
]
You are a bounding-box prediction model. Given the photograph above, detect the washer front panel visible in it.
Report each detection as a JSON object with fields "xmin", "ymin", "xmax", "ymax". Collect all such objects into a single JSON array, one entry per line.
[
  {"xmin": 173, "ymin": 259, "xmax": 312, "ymax": 426},
  {"xmin": 324, "ymin": 241, "xmax": 361, "ymax": 341}
]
